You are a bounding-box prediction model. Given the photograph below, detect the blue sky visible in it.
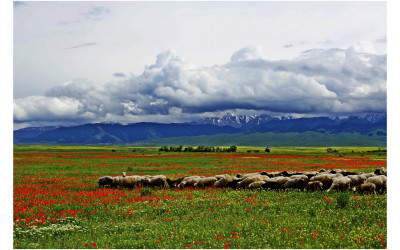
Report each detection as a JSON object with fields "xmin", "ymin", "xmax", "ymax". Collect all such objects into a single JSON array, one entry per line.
[{"xmin": 13, "ymin": 1, "xmax": 387, "ymax": 129}]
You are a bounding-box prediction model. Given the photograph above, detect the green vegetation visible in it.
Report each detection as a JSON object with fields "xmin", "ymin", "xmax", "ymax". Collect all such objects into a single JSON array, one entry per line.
[{"xmin": 13, "ymin": 146, "xmax": 386, "ymax": 248}]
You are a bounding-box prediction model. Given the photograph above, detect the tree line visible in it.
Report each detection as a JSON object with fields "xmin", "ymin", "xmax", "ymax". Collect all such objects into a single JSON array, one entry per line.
[{"xmin": 158, "ymin": 145, "xmax": 237, "ymax": 153}]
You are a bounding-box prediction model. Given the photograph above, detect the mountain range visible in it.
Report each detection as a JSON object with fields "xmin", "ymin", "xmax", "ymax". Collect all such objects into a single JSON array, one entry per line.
[{"xmin": 13, "ymin": 113, "xmax": 387, "ymax": 146}]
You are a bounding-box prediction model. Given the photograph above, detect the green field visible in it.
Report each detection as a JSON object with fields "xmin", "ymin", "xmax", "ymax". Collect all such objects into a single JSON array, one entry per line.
[{"xmin": 13, "ymin": 146, "xmax": 387, "ymax": 248}]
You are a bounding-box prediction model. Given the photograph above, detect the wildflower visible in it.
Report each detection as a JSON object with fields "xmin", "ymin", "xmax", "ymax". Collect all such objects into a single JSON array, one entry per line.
[
  {"xmin": 187, "ymin": 245, "xmax": 191, "ymax": 248},
  {"xmin": 85, "ymin": 243, "xmax": 88, "ymax": 246},
  {"xmin": 300, "ymin": 242, "xmax": 303, "ymax": 246},
  {"xmin": 341, "ymin": 235, "xmax": 344, "ymax": 238},
  {"xmin": 157, "ymin": 241, "xmax": 160, "ymax": 244},
  {"xmin": 201, "ymin": 241, "xmax": 204, "ymax": 244},
  {"xmin": 224, "ymin": 244, "xmax": 229, "ymax": 249},
  {"xmin": 93, "ymin": 243, "xmax": 97, "ymax": 247}
]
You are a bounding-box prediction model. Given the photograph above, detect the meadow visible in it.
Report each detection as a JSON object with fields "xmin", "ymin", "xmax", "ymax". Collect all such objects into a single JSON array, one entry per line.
[{"xmin": 13, "ymin": 146, "xmax": 387, "ymax": 249}]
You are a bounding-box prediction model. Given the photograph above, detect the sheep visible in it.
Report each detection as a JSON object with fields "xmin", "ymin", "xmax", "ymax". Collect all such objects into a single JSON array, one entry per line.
[
  {"xmin": 237, "ymin": 175, "xmax": 270, "ymax": 189},
  {"xmin": 111, "ymin": 175, "xmax": 145, "ymax": 189},
  {"xmin": 194, "ymin": 177, "xmax": 218, "ymax": 188},
  {"xmin": 166, "ymin": 176, "xmax": 188, "ymax": 188},
  {"xmin": 271, "ymin": 177, "xmax": 291, "ymax": 186},
  {"xmin": 309, "ymin": 175, "xmax": 333, "ymax": 190},
  {"xmin": 283, "ymin": 178, "xmax": 306, "ymax": 190},
  {"xmin": 374, "ymin": 167, "xmax": 387, "ymax": 176},
  {"xmin": 143, "ymin": 175, "xmax": 167, "ymax": 188},
  {"xmin": 327, "ymin": 177, "xmax": 351, "ymax": 192},
  {"xmin": 347, "ymin": 174, "xmax": 367, "ymax": 187},
  {"xmin": 290, "ymin": 174, "xmax": 309, "ymax": 181},
  {"xmin": 98, "ymin": 176, "xmax": 114, "ymax": 188},
  {"xmin": 365, "ymin": 175, "xmax": 387, "ymax": 193},
  {"xmin": 306, "ymin": 181, "xmax": 323, "ymax": 192},
  {"xmin": 178, "ymin": 176, "xmax": 204, "ymax": 188},
  {"xmin": 214, "ymin": 175, "xmax": 242, "ymax": 188},
  {"xmin": 261, "ymin": 179, "xmax": 285, "ymax": 190},
  {"xmin": 353, "ymin": 182, "xmax": 376, "ymax": 195},
  {"xmin": 361, "ymin": 173, "xmax": 376, "ymax": 179},
  {"xmin": 281, "ymin": 171, "xmax": 303, "ymax": 177},
  {"xmin": 248, "ymin": 180, "xmax": 266, "ymax": 189}
]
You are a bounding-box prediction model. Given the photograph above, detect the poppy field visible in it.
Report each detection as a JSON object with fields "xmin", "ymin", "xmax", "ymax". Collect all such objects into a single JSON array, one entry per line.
[{"xmin": 13, "ymin": 146, "xmax": 387, "ymax": 249}]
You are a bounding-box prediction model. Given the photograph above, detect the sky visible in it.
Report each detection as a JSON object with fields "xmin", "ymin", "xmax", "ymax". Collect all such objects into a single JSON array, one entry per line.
[{"xmin": 13, "ymin": 1, "xmax": 387, "ymax": 129}]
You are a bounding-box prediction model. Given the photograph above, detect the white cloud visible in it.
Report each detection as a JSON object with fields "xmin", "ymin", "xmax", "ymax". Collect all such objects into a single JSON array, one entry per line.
[{"xmin": 13, "ymin": 45, "xmax": 386, "ymax": 126}]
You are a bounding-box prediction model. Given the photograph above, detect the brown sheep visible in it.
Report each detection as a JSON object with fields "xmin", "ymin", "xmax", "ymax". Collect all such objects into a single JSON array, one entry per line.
[
  {"xmin": 310, "ymin": 175, "xmax": 333, "ymax": 190},
  {"xmin": 306, "ymin": 181, "xmax": 323, "ymax": 192},
  {"xmin": 353, "ymin": 182, "xmax": 376, "ymax": 194}
]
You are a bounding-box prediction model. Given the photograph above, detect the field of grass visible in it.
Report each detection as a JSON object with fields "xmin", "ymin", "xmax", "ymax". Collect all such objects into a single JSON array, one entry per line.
[{"xmin": 13, "ymin": 146, "xmax": 387, "ymax": 248}]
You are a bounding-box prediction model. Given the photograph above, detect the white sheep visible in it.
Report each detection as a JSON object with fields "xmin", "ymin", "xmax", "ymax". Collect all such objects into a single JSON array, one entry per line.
[
  {"xmin": 327, "ymin": 177, "xmax": 351, "ymax": 192},
  {"xmin": 194, "ymin": 177, "xmax": 218, "ymax": 188},
  {"xmin": 365, "ymin": 175, "xmax": 387, "ymax": 193}
]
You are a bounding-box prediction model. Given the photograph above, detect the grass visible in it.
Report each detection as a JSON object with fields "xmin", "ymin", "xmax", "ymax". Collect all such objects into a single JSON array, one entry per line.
[{"xmin": 13, "ymin": 146, "xmax": 387, "ymax": 248}]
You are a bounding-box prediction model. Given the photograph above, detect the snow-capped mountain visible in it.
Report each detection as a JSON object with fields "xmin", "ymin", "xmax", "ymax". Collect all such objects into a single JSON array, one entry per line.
[
  {"xmin": 189, "ymin": 112, "xmax": 387, "ymax": 128},
  {"xmin": 189, "ymin": 112, "xmax": 279, "ymax": 128}
]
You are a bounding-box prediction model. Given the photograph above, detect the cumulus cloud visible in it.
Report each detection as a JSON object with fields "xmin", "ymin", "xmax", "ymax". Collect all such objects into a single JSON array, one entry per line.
[{"xmin": 13, "ymin": 45, "xmax": 386, "ymax": 125}]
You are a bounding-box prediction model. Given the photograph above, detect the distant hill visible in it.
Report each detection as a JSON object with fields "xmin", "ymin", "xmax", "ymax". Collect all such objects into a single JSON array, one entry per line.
[
  {"xmin": 133, "ymin": 131, "xmax": 387, "ymax": 147},
  {"xmin": 13, "ymin": 112, "xmax": 386, "ymax": 145}
]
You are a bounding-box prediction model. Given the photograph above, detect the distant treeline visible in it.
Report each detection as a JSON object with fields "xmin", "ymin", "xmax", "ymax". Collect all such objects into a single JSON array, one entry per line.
[{"xmin": 158, "ymin": 145, "xmax": 237, "ymax": 152}]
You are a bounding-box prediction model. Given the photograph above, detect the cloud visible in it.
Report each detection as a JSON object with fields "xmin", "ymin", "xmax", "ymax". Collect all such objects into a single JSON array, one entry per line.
[
  {"xmin": 81, "ymin": 6, "xmax": 110, "ymax": 20},
  {"xmin": 113, "ymin": 72, "xmax": 126, "ymax": 78},
  {"xmin": 14, "ymin": 45, "xmax": 386, "ymax": 125},
  {"xmin": 13, "ymin": 1, "xmax": 26, "ymax": 8},
  {"xmin": 63, "ymin": 43, "xmax": 98, "ymax": 50},
  {"xmin": 376, "ymin": 36, "xmax": 387, "ymax": 43}
]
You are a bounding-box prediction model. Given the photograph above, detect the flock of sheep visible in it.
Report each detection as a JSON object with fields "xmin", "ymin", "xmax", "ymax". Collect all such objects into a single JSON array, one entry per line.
[{"xmin": 98, "ymin": 167, "xmax": 387, "ymax": 194}]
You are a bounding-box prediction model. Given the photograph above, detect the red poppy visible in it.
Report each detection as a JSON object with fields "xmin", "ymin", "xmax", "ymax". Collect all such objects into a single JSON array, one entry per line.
[
  {"xmin": 224, "ymin": 244, "xmax": 229, "ymax": 249},
  {"xmin": 300, "ymin": 242, "xmax": 303, "ymax": 246},
  {"xmin": 93, "ymin": 243, "xmax": 97, "ymax": 247}
]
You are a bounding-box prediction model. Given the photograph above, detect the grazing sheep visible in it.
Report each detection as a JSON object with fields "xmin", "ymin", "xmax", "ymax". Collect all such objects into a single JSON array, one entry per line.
[
  {"xmin": 361, "ymin": 173, "xmax": 376, "ymax": 179},
  {"xmin": 261, "ymin": 179, "xmax": 285, "ymax": 190},
  {"xmin": 310, "ymin": 175, "xmax": 333, "ymax": 190},
  {"xmin": 290, "ymin": 174, "xmax": 309, "ymax": 181},
  {"xmin": 283, "ymin": 178, "xmax": 306, "ymax": 190},
  {"xmin": 353, "ymin": 182, "xmax": 376, "ymax": 195},
  {"xmin": 237, "ymin": 175, "xmax": 270, "ymax": 189},
  {"xmin": 248, "ymin": 181, "xmax": 266, "ymax": 189},
  {"xmin": 178, "ymin": 176, "xmax": 203, "ymax": 188},
  {"xmin": 214, "ymin": 175, "xmax": 241, "ymax": 188},
  {"xmin": 240, "ymin": 173, "xmax": 262, "ymax": 179},
  {"xmin": 281, "ymin": 171, "xmax": 303, "ymax": 177},
  {"xmin": 347, "ymin": 174, "xmax": 367, "ymax": 187},
  {"xmin": 112, "ymin": 175, "xmax": 145, "ymax": 189},
  {"xmin": 271, "ymin": 177, "xmax": 291, "ymax": 186},
  {"xmin": 194, "ymin": 177, "xmax": 218, "ymax": 188},
  {"xmin": 374, "ymin": 167, "xmax": 387, "ymax": 176},
  {"xmin": 143, "ymin": 176, "xmax": 167, "ymax": 188},
  {"xmin": 98, "ymin": 176, "xmax": 114, "ymax": 188},
  {"xmin": 327, "ymin": 177, "xmax": 351, "ymax": 192},
  {"xmin": 306, "ymin": 181, "xmax": 323, "ymax": 192},
  {"xmin": 365, "ymin": 175, "xmax": 387, "ymax": 193},
  {"xmin": 166, "ymin": 176, "xmax": 188, "ymax": 188}
]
